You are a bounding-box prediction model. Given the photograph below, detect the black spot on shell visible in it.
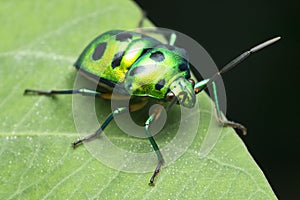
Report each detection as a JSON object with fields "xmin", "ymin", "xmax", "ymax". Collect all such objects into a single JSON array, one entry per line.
[
  {"xmin": 134, "ymin": 48, "xmax": 152, "ymax": 64},
  {"xmin": 155, "ymin": 79, "xmax": 166, "ymax": 90},
  {"xmin": 116, "ymin": 32, "xmax": 133, "ymax": 42},
  {"xmin": 92, "ymin": 42, "xmax": 107, "ymax": 60},
  {"xmin": 150, "ymin": 51, "xmax": 165, "ymax": 62},
  {"xmin": 129, "ymin": 65, "xmax": 146, "ymax": 76},
  {"xmin": 185, "ymin": 71, "xmax": 191, "ymax": 79},
  {"xmin": 140, "ymin": 48, "xmax": 151, "ymax": 57},
  {"xmin": 178, "ymin": 63, "xmax": 188, "ymax": 71},
  {"xmin": 111, "ymin": 51, "xmax": 125, "ymax": 69}
]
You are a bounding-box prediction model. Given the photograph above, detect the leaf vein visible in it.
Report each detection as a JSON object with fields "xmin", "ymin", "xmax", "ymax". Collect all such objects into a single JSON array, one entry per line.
[{"xmin": 41, "ymin": 157, "xmax": 94, "ymax": 200}]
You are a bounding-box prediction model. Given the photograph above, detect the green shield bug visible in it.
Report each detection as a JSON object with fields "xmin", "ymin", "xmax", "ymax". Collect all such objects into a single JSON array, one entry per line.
[{"xmin": 24, "ymin": 15, "xmax": 280, "ymax": 185}]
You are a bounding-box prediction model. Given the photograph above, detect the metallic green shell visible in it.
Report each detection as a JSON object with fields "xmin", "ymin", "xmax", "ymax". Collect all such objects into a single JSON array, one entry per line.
[
  {"xmin": 124, "ymin": 45, "xmax": 191, "ymax": 99},
  {"xmin": 74, "ymin": 30, "xmax": 161, "ymax": 85},
  {"xmin": 74, "ymin": 30, "xmax": 194, "ymax": 105}
]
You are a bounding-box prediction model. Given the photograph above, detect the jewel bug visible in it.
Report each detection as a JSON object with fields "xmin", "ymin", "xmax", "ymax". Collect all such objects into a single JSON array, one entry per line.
[{"xmin": 24, "ymin": 15, "xmax": 280, "ymax": 185}]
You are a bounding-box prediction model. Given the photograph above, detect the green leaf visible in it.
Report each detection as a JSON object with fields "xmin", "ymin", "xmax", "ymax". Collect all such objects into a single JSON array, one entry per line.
[{"xmin": 0, "ymin": 0, "xmax": 277, "ymax": 199}]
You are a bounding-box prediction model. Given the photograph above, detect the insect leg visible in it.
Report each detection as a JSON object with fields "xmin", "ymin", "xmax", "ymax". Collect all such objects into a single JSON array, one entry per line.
[
  {"xmin": 144, "ymin": 106, "xmax": 165, "ymax": 186},
  {"xmin": 72, "ymin": 107, "xmax": 128, "ymax": 148},
  {"xmin": 141, "ymin": 29, "xmax": 177, "ymax": 46},
  {"xmin": 211, "ymin": 81, "xmax": 247, "ymax": 135},
  {"xmin": 136, "ymin": 12, "xmax": 177, "ymax": 46},
  {"xmin": 24, "ymin": 88, "xmax": 102, "ymax": 97},
  {"xmin": 168, "ymin": 32, "xmax": 177, "ymax": 46},
  {"xmin": 137, "ymin": 10, "xmax": 147, "ymax": 28}
]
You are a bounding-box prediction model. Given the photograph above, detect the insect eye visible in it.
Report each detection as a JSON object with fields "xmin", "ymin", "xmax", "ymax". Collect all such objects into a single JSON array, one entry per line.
[{"xmin": 188, "ymin": 79, "xmax": 195, "ymax": 87}]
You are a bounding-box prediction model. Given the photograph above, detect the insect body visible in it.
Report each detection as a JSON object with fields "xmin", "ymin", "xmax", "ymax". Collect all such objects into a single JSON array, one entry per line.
[
  {"xmin": 75, "ymin": 30, "xmax": 194, "ymax": 107},
  {"xmin": 24, "ymin": 24, "xmax": 280, "ymax": 185}
]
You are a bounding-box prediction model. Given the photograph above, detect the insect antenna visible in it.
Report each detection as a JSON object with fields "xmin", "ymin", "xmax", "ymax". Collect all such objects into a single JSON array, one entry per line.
[
  {"xmin": 220, "ymin": 36, "xmax": 280, "ymax": 74},
  {"xmin": 195, "ymin": 36, "xmax": 281, "ymax": 93},
  {"xmin": 209, "ymin": 36, "xmax": 281, "ymax": 85}
]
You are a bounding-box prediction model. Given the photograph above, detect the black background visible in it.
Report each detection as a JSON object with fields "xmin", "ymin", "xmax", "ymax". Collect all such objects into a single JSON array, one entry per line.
[{"xmin": 134, "ymin": 0, "xmax": 299, "ymax": 199}]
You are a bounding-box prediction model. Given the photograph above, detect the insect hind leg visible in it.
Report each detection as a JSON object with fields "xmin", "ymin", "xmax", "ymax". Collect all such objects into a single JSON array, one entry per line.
[
  {"xmin": 137, "ymin": 10, "xmax": 147, "ymax": 29},
  {"xmin": 136, "ymin": 11, "xmax": 177, "ymax": 46},
  {"xmin": 24, "ymin": 88, "xmax": 102, "ymax": 97}
]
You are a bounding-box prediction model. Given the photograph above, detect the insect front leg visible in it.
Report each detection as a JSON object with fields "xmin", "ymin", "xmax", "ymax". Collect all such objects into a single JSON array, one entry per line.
[
  {"xmin": 144, "ymin": 106, "xmax": 165, "ymax": 186},
  {"xmin": 194, "ymin": 80, "xmax": 247, "ymax": 135},
  {"xmin": 72, "ymin": 107, "xmax": 128, "ymax": 148},
  {"xmin": 211, "ymin": 81, "xmax": 247, "ymax": 135}
]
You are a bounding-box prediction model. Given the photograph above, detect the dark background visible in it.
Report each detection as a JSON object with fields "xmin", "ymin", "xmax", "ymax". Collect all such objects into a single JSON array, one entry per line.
[{"xmin": 134, "ymin": 0, "xmax": 299, "ymax": 199}]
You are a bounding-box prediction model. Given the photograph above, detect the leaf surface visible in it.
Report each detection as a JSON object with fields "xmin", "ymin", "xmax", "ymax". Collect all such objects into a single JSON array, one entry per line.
[{"xmin": 0, "ymin": 1, "xmax": 277, "ymax": 199}]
